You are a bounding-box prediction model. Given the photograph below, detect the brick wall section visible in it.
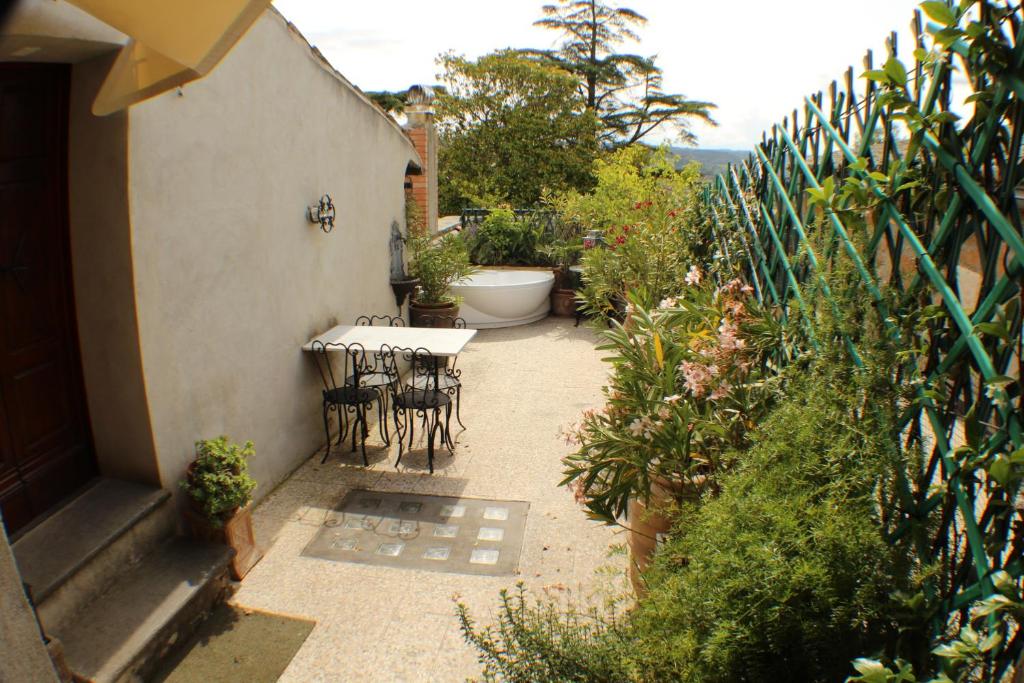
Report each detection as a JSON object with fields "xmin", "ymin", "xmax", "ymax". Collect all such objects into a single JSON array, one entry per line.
[
  {"xmin": 403, "ymin": 106, "xmax": 438, "ymax": 233},
  {"xmin": 405, "ymin": 126, "xmax": 429, "ymax": 232}
]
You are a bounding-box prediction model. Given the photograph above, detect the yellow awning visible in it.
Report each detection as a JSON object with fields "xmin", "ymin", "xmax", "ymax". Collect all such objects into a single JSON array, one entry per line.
[{"xmin": 66, "ymin": 0, "xmax": 270, "ymax": 115}]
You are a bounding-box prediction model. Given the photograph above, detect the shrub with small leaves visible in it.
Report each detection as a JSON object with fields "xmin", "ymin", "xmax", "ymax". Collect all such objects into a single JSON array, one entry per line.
[{"xmin": 180, "ymin": 436, "xmax": 256, "ymax": 527}]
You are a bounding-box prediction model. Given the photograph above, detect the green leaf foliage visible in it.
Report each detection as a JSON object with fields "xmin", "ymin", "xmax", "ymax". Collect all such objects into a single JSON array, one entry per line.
[
  {"xmin": 465, "ymin": 208, "xmax": 549, "ymax": 266},
  {"xmin": 180, "ymin": 436, "xmax": 256, "ymax": 527},
  {"xmin": 530, "ymin": 0, "xmax": 716, "ymax": 146},
  {"xmin": 436, "ymin": 50, "xmax": 600, "ymax": 214},
  {"xmin": 920, "ymin": 1, "xmax": 957, "ymax": 25},
  {"xmin": 625, "ymin": 355, "xmax": 927, "ymax": 681},
  {"xmin": 406, "ymin": 232, "xmax": 476, "ymax": 304},
  {"xmin": 553, "ymin": 146, "xmax": 705, "ymax": 314}
]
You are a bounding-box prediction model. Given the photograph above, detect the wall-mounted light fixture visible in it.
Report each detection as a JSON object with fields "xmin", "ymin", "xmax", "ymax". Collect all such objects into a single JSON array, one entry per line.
[{"xmin": 307, "ymin": 194, "xmax": 336, "ymax": 233}]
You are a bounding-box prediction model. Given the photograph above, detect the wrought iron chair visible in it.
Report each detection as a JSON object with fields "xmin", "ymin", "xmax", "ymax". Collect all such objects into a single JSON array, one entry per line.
[
  {"xmin": 354, "ymin": 314, "xmax": 405, "ymax": 328},
  {"xmin": 310, "ymin": 340, "xmax": 388, "ymax": 466},
  {"xmin": 380, "ymin": 345, "xmax": 453, "ymax": 474},
  {"xmin": 408, "ymin": 315, "xmax": 468, "ymax": 429},
  {"xmin": 348, "ymin": 314, "xmax": 405, "ymax": 391},
  {"xmin": 344, "ymin": 314, "xmax": 408, "ymax": 441}
]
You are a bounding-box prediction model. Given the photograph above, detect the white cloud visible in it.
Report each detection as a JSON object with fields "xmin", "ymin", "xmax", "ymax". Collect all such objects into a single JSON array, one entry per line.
[{"xmin": 273, "ymin": 0, "xmax": 924, "ymax": 150}]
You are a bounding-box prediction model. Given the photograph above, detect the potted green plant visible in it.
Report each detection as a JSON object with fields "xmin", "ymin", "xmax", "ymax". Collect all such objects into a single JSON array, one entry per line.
[
  {"xmin": 181, "ymin": 436, "xmax": 261, "ymax": 580},
  {"xmin": 406, "ymin": 231, "xmax": 476, "ymax": 327},
  {"xmin": 561, "ymin": 282, "xmax": 777, "ymax": 593},
  {"xmin": 539, "ymin": 239, "xmax": 582, "ymax": 317}
]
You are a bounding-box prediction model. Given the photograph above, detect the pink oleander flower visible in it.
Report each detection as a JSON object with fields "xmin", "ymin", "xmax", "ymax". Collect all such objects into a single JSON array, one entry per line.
[
  {"xmin": 710, "ymin": 381, "xmax": 733, "ymax": 400},
  {"xmin": 680, "ymin": 360, "xmax": 712, "ymax": 397},
  {"xmin": 664, "ymin": 394, "xmax": 682, "ymax": 404},
  {"xmin": 717, "ymin": 278, "xmax": 749, "ymax": 298},
  {"xmin": 570, "ymin": 478, "xmax": 587, "ymax": 505},
  {"xmin": 657, "ymin": 406, "xmax": 672, "ymax": 420},
  {"xmin": 627, "ymin": 416, "xmax": 656, "ymax": 438},
  {"xmin": 717, "ymin": 319, "xmax": 745, "ymax": 353},
  {"xmin": 658, "ymin": 296, "xmax": 678, "ymax": 309},
  {"xmin": 559, "ymin": 423, "xmax": 582, "ymax": 446},
  {"xmin": 685, "ymin": 265, "xmax": 702, "ymax": 286}
]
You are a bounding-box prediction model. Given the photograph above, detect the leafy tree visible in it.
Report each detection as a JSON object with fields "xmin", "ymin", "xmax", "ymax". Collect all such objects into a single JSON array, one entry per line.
[
  {"xmin": 435, "ymin": 50, "xmax": 599, "ymax": 213},
  {"xmin": 529, "ymin": 0, "xmax": 716, "ymax": 146},
  {"xmin": 366, "ymin": 90, "xmax": 408, "ymax": 114}
]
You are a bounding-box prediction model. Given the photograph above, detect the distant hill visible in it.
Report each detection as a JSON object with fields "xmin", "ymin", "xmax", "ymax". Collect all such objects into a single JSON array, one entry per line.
[{"xmin": 668, "ymin": 147, "xmax": 750, "ymax": 178}]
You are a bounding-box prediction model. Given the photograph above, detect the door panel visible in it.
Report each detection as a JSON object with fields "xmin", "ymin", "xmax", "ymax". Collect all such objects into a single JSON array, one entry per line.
[{"xmin": 0, "ymin": 63, "xmax": 97, "ymax": 537}]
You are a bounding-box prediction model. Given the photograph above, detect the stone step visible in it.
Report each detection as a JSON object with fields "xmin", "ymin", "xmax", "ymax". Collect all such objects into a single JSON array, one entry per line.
[
  {"xmin": 55, "ymin": 538, "xmax": 232, "ymax": 683},
  {"xmin": 12, "ymin": 478, "xmax": 175, "ymax": 634}
]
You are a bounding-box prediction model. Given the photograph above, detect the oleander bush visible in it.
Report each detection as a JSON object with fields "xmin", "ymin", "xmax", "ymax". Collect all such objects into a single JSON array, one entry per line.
[
  {"xmin": 553, "ymin": 146, "xmax": 706, "ymax": 316},
  {"xmin": 625, "ymin": 351, "xmax": 930, "ymax": 681},
  {"xmin": 460, "ymin": 321, "xmax": 932, "ymax": 681}
]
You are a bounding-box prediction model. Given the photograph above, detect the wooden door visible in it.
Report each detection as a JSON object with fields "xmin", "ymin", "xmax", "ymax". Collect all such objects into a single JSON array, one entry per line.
[{"xmin": 0, "ymin": 63, "xmax": 96, "ymax": 537}]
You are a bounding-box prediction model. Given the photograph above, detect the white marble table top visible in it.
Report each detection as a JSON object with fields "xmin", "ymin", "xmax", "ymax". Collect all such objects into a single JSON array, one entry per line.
[{"xmin": 301, "ymin": 324, "xmax": 476, "ymax": 357}]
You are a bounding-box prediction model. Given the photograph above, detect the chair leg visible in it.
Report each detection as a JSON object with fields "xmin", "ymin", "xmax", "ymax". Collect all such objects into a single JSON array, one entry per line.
[
  {"xmin": 407, "ymin": 411, "xmax": 416, "ymax": 455},
  {"xmin": 321, "ymin": 402, "xmax": 332, "ymax": 463},
  {"xmin": 394, "ymin": 408, "xmax": 406, "ymax": 468},
  {"xmin": 350, "ymin": 406, "xmax": 358, "ymax": 453},
  {"xmin": 377, "ymin": 394, "xmax": 390, "ymax": 446},
  {"xmin": 443, "ymin": 404, "xmax": 455, "ymax": 453},
  {"xmin": 426, "ymin": 411, "xmax": 437, "ymax": 474},
  {"xmin": 454, "ymin": 385, "xmax": 465, "ymax": 429},
  {"xmin": 358, "ymin": 403, "xmax": 369, "ymax": 467},
  {"xmin": 337, "ymin": 404, "xmax": 349, "ymax": 447}
]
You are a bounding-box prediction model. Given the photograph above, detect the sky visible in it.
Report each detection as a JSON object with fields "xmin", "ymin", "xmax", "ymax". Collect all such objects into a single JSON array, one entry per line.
[{"xmin": 272, "ymin": 0, "xmax": 925, "ymax": 150}]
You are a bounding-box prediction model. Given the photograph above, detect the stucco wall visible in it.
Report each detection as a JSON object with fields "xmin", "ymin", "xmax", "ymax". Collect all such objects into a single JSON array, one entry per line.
[
  {"xmin": 69, "ymin": 52, "xmax": 161, "ymax": 485},
  {"xmin": 126, "ymin": 10, "xmax": 418, "ymax": 497}
]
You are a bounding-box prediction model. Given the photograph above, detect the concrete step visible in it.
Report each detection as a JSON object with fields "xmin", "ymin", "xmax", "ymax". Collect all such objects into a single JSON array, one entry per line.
[
  {"xmin": 55, "ymin": 538, "xmax": 232, "ymax": 683},
  {"xmin": 12, "ymin": 478, "xmax": 175, "ymax": 634}
]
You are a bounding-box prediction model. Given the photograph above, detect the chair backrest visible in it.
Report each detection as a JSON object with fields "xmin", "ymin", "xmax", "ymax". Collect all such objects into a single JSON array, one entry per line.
[
  {"xmin": 355, "ymin": 314, "xmax": 405, "ymax": 327},
  {"xmin": 380, "ymin": 345, "xmax": 442, "ymax": 395},
  {"xmin": 310, "ymin": 341, "xmax": 371, "ymax": 395},
  {"xmin": 410, "ymin": 315, "xmax": 466, "ymax": 329}
]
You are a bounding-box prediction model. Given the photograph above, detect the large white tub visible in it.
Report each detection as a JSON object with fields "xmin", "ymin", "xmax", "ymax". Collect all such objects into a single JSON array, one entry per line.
[{"xmin": 451, "ymin": 269, "xmax": 554, "ymax": 328}]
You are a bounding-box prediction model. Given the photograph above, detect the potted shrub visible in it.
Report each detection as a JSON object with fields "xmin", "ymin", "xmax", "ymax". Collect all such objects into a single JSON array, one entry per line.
[
  {"xmin": 539, "ymin": 239, "xmax": 582, "ymax": 317},
  {"xmin": 181, "ymin": 436, "xmax": 262, "ymax": 580},
  {"xmin": 406, "ymin": 231, "xmax": 476, "ymax": 327},
  {"xmin": 561, "ymin": 281, "xmax": 777, "ymax": 594}
]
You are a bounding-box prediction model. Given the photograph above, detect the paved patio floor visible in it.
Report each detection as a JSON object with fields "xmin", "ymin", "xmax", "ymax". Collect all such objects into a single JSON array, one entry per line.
[{"xmin": 233, "ymin": 317, "xmax": 626, "ymax": 682}]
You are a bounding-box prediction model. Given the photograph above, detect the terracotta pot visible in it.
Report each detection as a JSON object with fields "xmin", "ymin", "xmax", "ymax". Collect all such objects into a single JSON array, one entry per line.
[
  {"xmin": 550, "ymin": 289, "xmax": 577, "ymax": 317},
  {"xmin": 627, "ymin": 477, "xmax": 700, "ymax": 596},
  {"xmin": 184, "ymin": 503, "xmax": 262, "ymax": 580},
  {"xmin": 552, "ymin": 267, "xmax": 572, "ymax": 291},
  {"xmin": 409, "ymin": 300, "xmax": 460, "ymax": 327}
]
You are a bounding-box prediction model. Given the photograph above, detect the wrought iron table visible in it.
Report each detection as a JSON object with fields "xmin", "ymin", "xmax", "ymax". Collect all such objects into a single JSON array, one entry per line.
[{"xmin": 302, "ymin": 325, "xmax": 477, "ymax": 471}]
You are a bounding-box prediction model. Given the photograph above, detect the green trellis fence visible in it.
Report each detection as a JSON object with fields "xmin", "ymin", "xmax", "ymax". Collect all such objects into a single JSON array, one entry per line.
[{"xmin": 703, "ymin": 1, "xmax": 1024, "ymax": 670}]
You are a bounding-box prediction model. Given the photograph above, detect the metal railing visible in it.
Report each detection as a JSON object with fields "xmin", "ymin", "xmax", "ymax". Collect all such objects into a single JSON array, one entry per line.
[{"xmin": 703, "ymin": 2, "xmax": 1024, "ymax": 672}]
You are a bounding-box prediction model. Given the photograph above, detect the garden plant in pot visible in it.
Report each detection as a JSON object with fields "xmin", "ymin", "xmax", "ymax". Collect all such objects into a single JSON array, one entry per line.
[
  {"xmin": 561, "ymin": 278, "xmax": 778, "ymax": 595},
  {"xmin": 181, "ymin": 436, "xmax": 262, "ymax": 580},
  {"xmin": 406, "ymin": 231, "xmax": 476, "ymax": 328},
  {"xmin": 539, "ymin": 239, "xmax": 582, "ymax": 317}
]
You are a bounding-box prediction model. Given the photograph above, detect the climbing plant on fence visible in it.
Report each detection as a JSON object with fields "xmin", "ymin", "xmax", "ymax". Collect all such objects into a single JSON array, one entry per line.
[{"xmin": 705, "ymin": 1, "xmax": 1024, "ymax": 676}]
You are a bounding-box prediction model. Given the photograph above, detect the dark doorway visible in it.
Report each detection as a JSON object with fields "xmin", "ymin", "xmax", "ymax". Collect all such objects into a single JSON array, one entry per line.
[{"xmin": 0, "ymin": 63, "xmax": 97, "ymax": 536}]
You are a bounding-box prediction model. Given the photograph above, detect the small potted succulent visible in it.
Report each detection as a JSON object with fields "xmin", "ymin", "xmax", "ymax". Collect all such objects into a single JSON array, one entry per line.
[
  {"xmin": 181, "ymin": 436, "xmax": 261, "ymax": 579},
  {"xmin": 406, "ymin": 231, "xmax": 476, "ymax": 327}
]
